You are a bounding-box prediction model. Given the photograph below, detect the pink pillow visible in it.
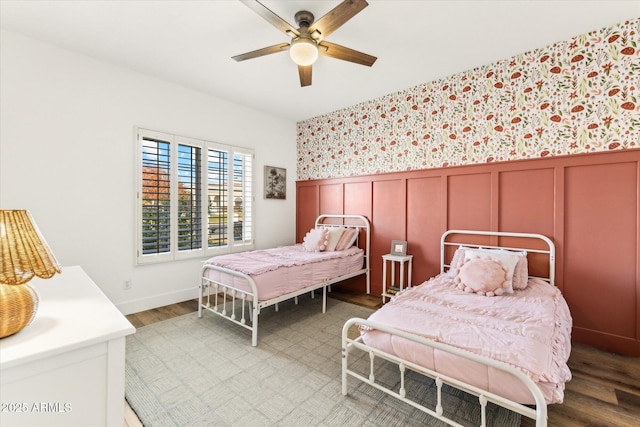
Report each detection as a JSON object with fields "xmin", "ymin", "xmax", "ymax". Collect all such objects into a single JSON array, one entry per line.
[
  {"xmin": 450, "ymin": 247, "xmax": 529, "ymax": 290},
  {"xmin": 463, "ymin": 248, "xmax": 520, "ymax": 293},
  {"xmin": 455, "ymin": 257, "xmax": 510, "ymax": 296},
  {"xmin": 512, "ymin": 255, "xmax": 529, "ymax": 290},
  {"xmin": 324, "ymin": 227, "xmax": 345, "ymax": 251},
  {"xmin": 302, "ymin": 228, "xmax": 329, "ymax": 252},
  {"xmin": 335, "ymin": 228, "xmax": 358, "ymax": 251}
]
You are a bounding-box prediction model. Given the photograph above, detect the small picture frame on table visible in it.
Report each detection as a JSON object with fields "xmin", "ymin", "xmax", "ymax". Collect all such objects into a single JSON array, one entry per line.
[{"xmin": 390, "ymin": 240, "xmax": 407, "ymax": 256}]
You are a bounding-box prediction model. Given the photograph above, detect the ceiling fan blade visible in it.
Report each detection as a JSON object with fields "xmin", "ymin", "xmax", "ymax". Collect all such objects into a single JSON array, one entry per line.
[
  {"xmin": 298, "ymin": 65, "xmax": 312, "ymax": 87},
  {"xmin": 318, "ymin": 41, "xmax": 377, "ymax": 67},
  {"xmin": 309, "ymin": 0, "xmax": 368, "ymax": 41},
  {"xmin": 240, "ymin": 0, "xmax": 299, "ymax": 37},
  {"xmin": 232, "ymin": 43, "xmax": 290, "ymax": 62}
]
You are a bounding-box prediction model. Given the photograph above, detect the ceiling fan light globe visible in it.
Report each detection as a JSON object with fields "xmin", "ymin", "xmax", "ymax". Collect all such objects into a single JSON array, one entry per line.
[{"xmin": 289, "ymin": 37, "xmax": 318, "ymax": 66}]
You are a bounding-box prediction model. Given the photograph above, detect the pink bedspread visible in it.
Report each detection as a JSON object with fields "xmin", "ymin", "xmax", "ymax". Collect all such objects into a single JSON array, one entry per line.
[
  {"xmin": 361, "ymin": 273, "xmax": 572, "ymax": 404},
  {"xmin": 203, "ymin": 245, "xmax": 364, "ymax": 301},
  {"xmin": 206, "ymin": 245, "xmax": 361, "ymax": 275}
]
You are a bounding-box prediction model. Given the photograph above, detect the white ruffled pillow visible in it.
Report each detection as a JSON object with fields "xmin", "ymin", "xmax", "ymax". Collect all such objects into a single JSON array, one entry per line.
[
  {"xmin": 448, "ymin": 246, "xmax": 468, "ymax": 273},
  {"xmin": 302, "ymin": 228, "xmax": 330, "ymax": 252}
]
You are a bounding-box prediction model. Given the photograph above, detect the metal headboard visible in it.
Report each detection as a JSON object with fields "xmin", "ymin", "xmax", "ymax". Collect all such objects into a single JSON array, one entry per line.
[
  {"xmin": 315, "ymin": 214, "xmax": 371, "ymax": 294},
  {"xmin": 440, "ymin": 230, "xmax": 556, "ymax": 286}
]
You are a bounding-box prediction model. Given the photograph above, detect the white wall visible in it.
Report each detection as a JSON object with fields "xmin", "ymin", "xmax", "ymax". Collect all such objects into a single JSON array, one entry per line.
[{"xmin": 0, "ymin": 30, "xmax": 297, "ymax": 314}]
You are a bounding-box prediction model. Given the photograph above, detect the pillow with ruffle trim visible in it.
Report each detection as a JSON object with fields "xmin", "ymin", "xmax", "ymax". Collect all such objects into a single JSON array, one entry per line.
[
  {"xmin": 448, "ymin": 246, "xmax": 469, "ymax": 274},
  {"xmin": 302, "ymin": 227, "xmax": 329, "ymax": 252}
]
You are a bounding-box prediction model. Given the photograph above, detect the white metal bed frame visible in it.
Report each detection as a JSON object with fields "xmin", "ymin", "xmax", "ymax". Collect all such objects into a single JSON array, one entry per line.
[
  {"xmin": 342, "ymin": 230, "xmax": 556, "ymax": 427},
  {"xmin": 199, "ymin": 214, "xmax": 370, "ymax": 346}
]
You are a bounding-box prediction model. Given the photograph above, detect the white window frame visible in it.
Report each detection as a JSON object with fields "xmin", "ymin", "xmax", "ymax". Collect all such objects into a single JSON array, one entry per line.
[{"xmin": 136, "ymin": 128, "xmax": 255, "ymax": 265}]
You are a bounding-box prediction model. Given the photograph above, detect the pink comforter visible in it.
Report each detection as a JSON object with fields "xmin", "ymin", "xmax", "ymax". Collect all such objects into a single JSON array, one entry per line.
[
  {"xmin": 205, "ymin": 245, "xmax": 362, "ymax": 275},
  {"xmin": 361, "ymin": 274, "xmax": 572, "ymax": 404},
  {"xmin": 203, "ymin": 245, "xmax": 365, "ymax": 301}
]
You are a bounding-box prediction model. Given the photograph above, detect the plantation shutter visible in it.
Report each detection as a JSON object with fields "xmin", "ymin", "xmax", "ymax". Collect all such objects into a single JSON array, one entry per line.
[
  {"xmin": 177, "ymin": 143, "xmax": 202, "ymax": 252},
  {"xmin": 232, "ymin": 150, "xmax": 253, "ymax": 246},
  {"xmin": 140, "ymin": 136, "xmax": 171, "ymax": 256},
  {"xmin": 207, "ymin": 147, "xmax": 229, "ymax": 248}
]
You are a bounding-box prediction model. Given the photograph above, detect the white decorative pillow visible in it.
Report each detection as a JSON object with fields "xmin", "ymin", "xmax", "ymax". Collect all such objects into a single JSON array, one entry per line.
[
  {"xmin": 463, "ymin": 248, "xmax": 521, "ymax": 293},
  {"xmin": 488, "ymin": 248, "xmax": 528, "ymax": 290},
  {"xmin": 324, "ymin": 227, "xmax": 345, "ymax": 251},
  {"xmin": 448, "ymin": 246, "xmax": 468, "ymax": 274},
  {"xmin": 302, "ymin": 228, "xmax": 329, "ymax": 252},
  {"xmin": 455, "ymin": 257, "xmax": 510, "ymax": 296},
  {"xmin": 335, "ymin": 227, "xmax": 358, "ymax": 250}
]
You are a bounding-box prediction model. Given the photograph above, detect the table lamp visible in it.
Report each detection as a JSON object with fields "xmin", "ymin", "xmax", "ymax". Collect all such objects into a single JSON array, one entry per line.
[{"xmin": 0, "ymin": 210, "xmax": 62, "ymax": 338}]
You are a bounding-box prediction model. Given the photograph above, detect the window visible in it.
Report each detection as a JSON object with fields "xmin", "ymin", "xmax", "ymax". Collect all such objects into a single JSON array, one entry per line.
[{"xmin": 136, "ymin": 129, "xmax": 254, "ymax": 264}]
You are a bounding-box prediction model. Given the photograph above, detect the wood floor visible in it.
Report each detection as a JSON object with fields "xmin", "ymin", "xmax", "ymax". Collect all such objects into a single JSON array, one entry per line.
[{"xmin": 125, "ymin": 287, "xmax": 640, "ymax": 427}]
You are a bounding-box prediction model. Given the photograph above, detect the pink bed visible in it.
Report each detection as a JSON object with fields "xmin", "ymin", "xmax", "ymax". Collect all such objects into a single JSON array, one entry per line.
[
  {"xmin": 203, "ymin": 245, "xmax": 364, "ymax": 301},
  {"xmin": 199, "ymin": 214, "xmax": 371, "ymax": 346},
  {"xmin": 342, "ymin": 229, "xmax": 572, "ymax": 427},
  {"xmin": 360, "ymin": 273, "xmax": 572, "ymax": 405}
]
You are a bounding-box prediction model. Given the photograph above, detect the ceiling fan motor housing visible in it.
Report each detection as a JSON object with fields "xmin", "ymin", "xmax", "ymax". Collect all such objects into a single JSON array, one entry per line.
[{"xmin": 294, "ymin": 11, "xmax": 314, "ymax": 29}]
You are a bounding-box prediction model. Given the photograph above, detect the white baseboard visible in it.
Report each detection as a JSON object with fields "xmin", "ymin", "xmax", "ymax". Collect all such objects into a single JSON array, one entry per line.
[{"xmin": 116, "ymin": 287, "xmax": 199, "ymax": 315}]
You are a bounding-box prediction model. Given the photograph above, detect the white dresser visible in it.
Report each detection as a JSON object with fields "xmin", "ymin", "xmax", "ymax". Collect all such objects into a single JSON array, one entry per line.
[{"xmin": 0, "ymin": 266, "xmax": 136, "ymax": 427}]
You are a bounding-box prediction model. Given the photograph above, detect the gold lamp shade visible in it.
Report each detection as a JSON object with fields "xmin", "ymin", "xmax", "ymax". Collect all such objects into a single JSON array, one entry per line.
[{"xmin": 0, "ymin": 210, "xmax": 61, "ymax": 338}]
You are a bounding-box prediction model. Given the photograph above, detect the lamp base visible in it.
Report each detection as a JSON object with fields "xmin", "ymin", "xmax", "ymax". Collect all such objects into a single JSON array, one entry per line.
[{"xmin": 0, "ymin": 282, "xmax": 39, "ymax": 338}]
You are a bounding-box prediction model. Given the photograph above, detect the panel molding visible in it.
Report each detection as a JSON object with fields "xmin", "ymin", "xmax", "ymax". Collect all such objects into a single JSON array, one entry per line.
[{"xmin": 297, "ymin": 149, "xmax": 640, "ymax": 355}]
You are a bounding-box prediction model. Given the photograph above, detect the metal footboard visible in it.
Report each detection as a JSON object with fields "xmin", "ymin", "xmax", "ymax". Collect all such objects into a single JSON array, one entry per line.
[
  {"xmin": 341, "ymin": 318, "xmax": 548, "ymax": 427},
  {"xmin": 199, "ymin": 263, "xmax": 335, "ymax": 346},
  {"xmin": 199, "ymin": 264, "xmax": 261, "ymax": 346}
]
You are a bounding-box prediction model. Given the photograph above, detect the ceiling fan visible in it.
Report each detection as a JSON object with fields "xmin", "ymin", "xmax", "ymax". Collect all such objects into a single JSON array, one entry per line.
[{"xmin": 232, "ymin": 0, "xmax": 377, "ymax": 87}]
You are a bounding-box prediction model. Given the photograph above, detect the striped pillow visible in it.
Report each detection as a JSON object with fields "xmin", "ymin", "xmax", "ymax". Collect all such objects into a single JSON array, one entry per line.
[{"xmin": 335, "ymin": 228, "xmax": 358, "ymax": 251}]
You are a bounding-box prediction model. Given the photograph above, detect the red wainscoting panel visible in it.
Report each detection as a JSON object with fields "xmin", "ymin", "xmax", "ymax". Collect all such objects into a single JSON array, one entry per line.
[
  {"xmin": 344, "ymin": 181, "xmax": 372, "ymax": 220},
  {"xmin": 340, "ymin": 181, "xmax": 374, "ymax": 292},
  {"xmin": 319, "ymin": 184, "xmax": 344, "ymax": 221},
  {"xmin": 447, "ymin": 173, "xmax": 492, "ymax": 231},
  {"xmin": 498, "ymin": 168, "xmax": 557, "ymax": 283},
  {"xmin": 564, "ymin": 161, "xmax": 638, "ymax": 355},
  {"xmin": 296, "ymin": 184, "xmax": 319, "ymax": 242},
  {"xmin": 371, "ymin": 179, "xmax": 406, "ymax": 295},
  {"xmin": 407, "ymin": 176, "xmax": 443, "ymax": 282},
  {"xmin": 498, "ymin": 168, "xmax": 555, "ymax": 236},
  {"xmin": 296, "ymin": 149, "xmax": 640, "ymax": 355}
]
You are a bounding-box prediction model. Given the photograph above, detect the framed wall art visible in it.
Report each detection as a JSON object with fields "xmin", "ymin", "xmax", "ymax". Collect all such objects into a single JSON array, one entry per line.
[
  {"xmin": 264, "ymin": 166, "xmax": 286, "ymax": 199},
  {"xmin": 390, "ymin": 240, "xmax": 407, "ymax": 256}
]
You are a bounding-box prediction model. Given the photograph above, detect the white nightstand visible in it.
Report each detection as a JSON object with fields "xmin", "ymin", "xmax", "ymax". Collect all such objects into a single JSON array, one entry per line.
[{"xmin": 381, "ymin": 253, "xmax": 413, "ymax": 303}]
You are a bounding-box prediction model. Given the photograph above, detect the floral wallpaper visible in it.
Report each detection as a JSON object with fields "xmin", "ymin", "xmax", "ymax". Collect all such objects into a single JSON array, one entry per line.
[{"xmin": 297, "ymin": 18, "xmax": 639, "ymax": 181}]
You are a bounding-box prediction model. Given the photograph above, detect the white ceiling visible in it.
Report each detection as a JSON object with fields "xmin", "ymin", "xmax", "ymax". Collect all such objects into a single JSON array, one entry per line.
[{"xmin": 1, "ymin": 1, "xmax": 639, "ymax": 122}]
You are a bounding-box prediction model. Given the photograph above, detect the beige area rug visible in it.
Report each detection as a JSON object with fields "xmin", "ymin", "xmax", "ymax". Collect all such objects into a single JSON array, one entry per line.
[{"xmin": 125, "ymin": 294, "xmax": 520, "ymax": 426}]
